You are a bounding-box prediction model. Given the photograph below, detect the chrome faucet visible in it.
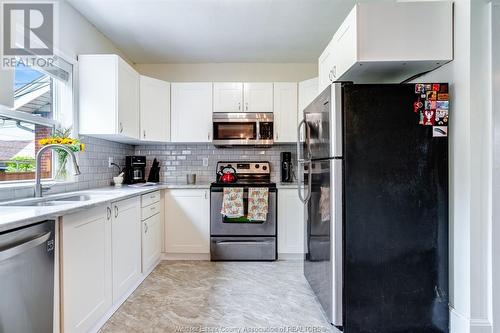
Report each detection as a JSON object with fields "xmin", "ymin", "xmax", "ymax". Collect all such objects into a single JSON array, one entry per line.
[{"xmin": 35, "ymin": 144, "xmax": 81, "ymax": 197}]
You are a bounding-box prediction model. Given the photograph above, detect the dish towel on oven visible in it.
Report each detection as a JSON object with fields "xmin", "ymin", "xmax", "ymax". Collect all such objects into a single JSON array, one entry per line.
[
  {"xmin": 221, "ymin": 187, "xmax": 244, "ymax": 218},
  {"xmin": 247, "ymin": 187, "xmax": 269, "ymax": 221}
]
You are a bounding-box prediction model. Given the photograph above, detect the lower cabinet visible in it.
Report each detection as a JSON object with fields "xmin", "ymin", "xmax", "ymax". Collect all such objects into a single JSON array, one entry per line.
[
  {"xmin": 165, "ymin": 189, "xmax": 210, "ymax": 254},
  {"xmin": 61, "ymin": 197, "xmax": 142, "ymax": 333},
  {"xmin": 278, "ymin": 188, "xmax": 305, "ymax": 256},
  {"xmin": 61, "ymin": 205, "xmax": 112, "ymax": 333},
  {"xmin": 111, "ymin": 197, "xmax": 141, "ymax": 303},
  {"xmin": 142, "ymin": 211, "xmax": 162, "ymax": 272}
]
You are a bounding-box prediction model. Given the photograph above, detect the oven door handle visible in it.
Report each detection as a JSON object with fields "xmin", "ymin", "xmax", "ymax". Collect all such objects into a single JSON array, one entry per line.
[{"xmin": 213, "ymin": 240, "xmax": 273, "ymax": 245}]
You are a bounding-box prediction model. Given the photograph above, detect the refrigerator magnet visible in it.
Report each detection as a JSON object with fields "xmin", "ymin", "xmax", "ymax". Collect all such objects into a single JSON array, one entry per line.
[
  {"xmin": 436, "ymin": 101, "xmax": 449, "ymax": 110},
  {"xmin": 438, "ymin": 93, "xmax": 449, "ymax": 101},
  {"xmin": 435, "ymin": 109, "xmax": 448, "ymax": 125},
  {"xmin": 433, "ymin": 126, "xmax": 448, "ymax": 137},
  {"xmin": 414, "ymin": 100, "xmax": 424, "ymax": 113},
  {"xmin": 419, "ymin": 111, "xmax": 425, "ymax": 125},
  {"xmin": 424, "ymin": 110, "xmax": 436, "ymax": 125},
  {"xmin": 415, "ymin": 84, "xmax": 425, "ymax": 93},
  {"xmin": 426, "ymin": 91, "xmax": 438, "ymax": 101},
  {"xmin": 425, "ymin": 84, "xmax": 433, "ymax": 91},
  {"xmin": 440, "ymin": 84, "xmax": 449, "ymax": 93},
  {"xmin": 425, "ymin": 100, "xmax": 437, "ymax": 110},
  {"xmin": 432, "ymin": 84, "xmax": 440, "ymax": 91}
]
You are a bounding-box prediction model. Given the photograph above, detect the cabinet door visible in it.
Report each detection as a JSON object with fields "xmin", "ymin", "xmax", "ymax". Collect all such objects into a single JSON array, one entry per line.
[
  {"xmin": 298, "ymin": 77, "xmax": 319, "ymax": 141},
  {"xmin": 140, "ymin": 75, "xmax": 170, "ymax": 142},
  {"xmin": 330, "ymin": 7, "xmax": 357, "ymax": 81},
  {"xmin": 243, "ymin": 83, "xmax": 273, "ymax": 113},
  {"xmin": 0, "ymin": 68, "xmax": 14, "ymax": 108},
  {"xmin": 142, "ymin": 213, "xmax": 162, "ymax": 273},
  {"xmin": 165, "ymin": 189, "xmax": 210, "ymax": 253},
  {"xmin": 213, "ymin": 82, "xmax": 243, "ymax": 113},
  {"xmin": 112, "ymin": 197, "xmax": 141, "ymax": 303},
  {"xmin": 171, "ymin": 83, "xmax": 213, "ymax": 142},
  {"xmin": 318, "ymin": 40, "xmax": 335, "ymax": 92},
  {"xmin": 278, "ymin": 189, "xmax": 305, "ymax": 254},
  {"xmin": 274, "ymin": 82, "xmax": 298, "ymax": 143},
  {"xmin": 61, "ymin": 205, "xmax": 112, "ymax": 333},
  {"xmin": 117, "ymin": 58, "xmax": 140, "ymax": 139}
]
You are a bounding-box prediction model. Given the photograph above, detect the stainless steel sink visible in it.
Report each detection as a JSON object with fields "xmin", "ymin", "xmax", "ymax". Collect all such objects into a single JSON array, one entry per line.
[{"xmin": 54, "ymin": 194, "xmax": 93, "ymax": 202}]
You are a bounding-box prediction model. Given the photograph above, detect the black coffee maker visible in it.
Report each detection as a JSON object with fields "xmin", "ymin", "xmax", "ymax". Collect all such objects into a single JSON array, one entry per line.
[
  {"xmin": 124, "ymin": 156, "xmax": 146, "ymax": 184},
  {"xmin": 280, "ymin": 152, "xmax": 293, "ymax": 183}
]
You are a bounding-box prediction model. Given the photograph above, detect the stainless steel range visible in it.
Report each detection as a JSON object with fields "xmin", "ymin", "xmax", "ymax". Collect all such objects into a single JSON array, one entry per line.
[{"xmin": 210, "ymin": 161, "xmax": 277, "ymax": 261}]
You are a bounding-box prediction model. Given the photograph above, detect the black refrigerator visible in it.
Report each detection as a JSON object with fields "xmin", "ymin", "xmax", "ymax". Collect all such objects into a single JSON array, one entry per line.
[{"xmin": 296, "ymin": 83, "xmax": 449, "ymax": 333}]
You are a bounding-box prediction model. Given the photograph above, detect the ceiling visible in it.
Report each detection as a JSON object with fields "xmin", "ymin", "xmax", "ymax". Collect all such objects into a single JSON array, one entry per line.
[{"xmin": 66, "ymin": 0, "xmax": 360, "ymax": 64}]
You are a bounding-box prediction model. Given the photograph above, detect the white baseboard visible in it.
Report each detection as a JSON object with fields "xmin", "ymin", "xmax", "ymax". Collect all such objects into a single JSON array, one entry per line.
[
  {"xmin": 163, "ymin": 253, "xmax": 210, "ymax": 260},
  {"xmin": 470, "ymin": 319, "xmax": 493, "ymax": 333},
  {"xmin": 278, "ymin": 253, "xmax": 304, "ymax": 260}
]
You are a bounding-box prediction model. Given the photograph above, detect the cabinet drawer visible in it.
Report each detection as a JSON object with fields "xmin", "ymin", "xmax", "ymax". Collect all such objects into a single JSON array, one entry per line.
[
  {"xmin": 142, "ymin": 201, "xmax": 161, "ymax": 220},
  {"xmin": 142, "ymin": 191, "xmax": 160, "ymax": 207}
]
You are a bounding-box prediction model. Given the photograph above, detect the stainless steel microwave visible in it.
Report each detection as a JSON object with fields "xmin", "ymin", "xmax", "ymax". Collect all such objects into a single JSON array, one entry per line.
[{"xmin": 212, "ymin": 112, "xmax": 274, "ymax": 146}]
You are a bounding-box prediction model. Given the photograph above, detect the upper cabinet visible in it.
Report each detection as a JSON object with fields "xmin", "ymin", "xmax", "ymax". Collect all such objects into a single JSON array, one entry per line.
[
  {"xmin": 318, "ymin": 1, "xmax": 453, "ymax": 90},
  {"xmin": 298, "ymin": 77, "xmax": 319, "ymax": 141},
  {"xmin": 213, "ymin": 82, "xmax": 244, "ymax": 113},
  {"xmin": 273, "ymin": 82, "xmax": 298, "ymax": 143},
  {"xmin": 171, "ymin": 82, "xmax": 213, "ymax": 142},
  {"xmin": 79, "ymin": 54, "xmax": 140, "ymax": 141},
  {"xmin": 244, "ymin": 83, "xmax": 273, "ymax": 113},
  {"xmin": 140, "ymin": 75, "xmax": 170, "ymax": 142},
  {"xmin": 214, "ymin": 82, "xmax": 273, "ymax": 113}
]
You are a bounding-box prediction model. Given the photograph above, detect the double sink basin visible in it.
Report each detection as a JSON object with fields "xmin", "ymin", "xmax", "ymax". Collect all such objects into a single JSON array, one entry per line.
[{"xmin": 1, "ymin": 193, "xmax": 111, "ymax": 207}]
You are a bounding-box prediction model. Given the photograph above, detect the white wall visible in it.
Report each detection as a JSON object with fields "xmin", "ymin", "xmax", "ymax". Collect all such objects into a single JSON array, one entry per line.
[
  {"xmin": 57, "ymin": 0, "xmax": 128, "ymax": 61},
  {"xmin": 135, "ymin": 63, "xmax": 317, "ymax": 82},
  {"xmin": 416, "ymin": 1, "xmax": 493, "ymax": 332}
]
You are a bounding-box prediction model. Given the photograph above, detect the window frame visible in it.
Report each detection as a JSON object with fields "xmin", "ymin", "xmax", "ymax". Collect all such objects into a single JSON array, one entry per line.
[{"xmin": 0, "ymin": 51, "xmax": 77, "ymax": 187}]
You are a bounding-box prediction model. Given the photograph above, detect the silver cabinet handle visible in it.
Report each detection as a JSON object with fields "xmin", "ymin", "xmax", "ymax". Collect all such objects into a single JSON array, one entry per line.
[
  {"xmin": 0, "ymin": 232, "xmax": 51, "ymax": 261},
  {"xmin": 332, "ymin": 65, "xmax": 337, "ymax": 79},
  {"xmin": 204, "ymin": 191, "xmax": 208, "ymax": 200},
  {"xmin": 144, "ymin": 222, "xmax": 148, "ymax": 234},
  {"xmin": 329, "ymin": 70, "xmax": 334, "ymax": 82},
  {"xmin": 245, "ymin": 102, "xmax": 248, "ymax": 111},
  {"xmin": 119, "ymin": 122, "xmax": 124, "ymax": 133},
  {"xmin": 143, "ymin": 130, "xmax": 146, "ymax": 139},
  {"xmin": 208, "ymin": 132, "xmax": 211, "ymax": 141},
  {"xmin": 107, "ymin": 206, "xmax": 111, "ymax": 220},
  {"xmin": 150, "ymin": 205, "xmax": 156, "ymax": 211},
  {"xmin": 238, "ymin": 102, "xmax": 241, "ymax": 111},
  {"xmin": 114, "ymin": 205, "xmax": 118, "ymax": 218}
]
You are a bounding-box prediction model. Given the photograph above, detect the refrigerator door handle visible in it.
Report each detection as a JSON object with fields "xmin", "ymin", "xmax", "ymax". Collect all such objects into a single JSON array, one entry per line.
[
  {"xmin": 331, "ymin": 159, "xmax": 343, "ymax": 326},
  {"xmin": 297, "ymin": 160, "xmax": 312, "ymax": 204}
]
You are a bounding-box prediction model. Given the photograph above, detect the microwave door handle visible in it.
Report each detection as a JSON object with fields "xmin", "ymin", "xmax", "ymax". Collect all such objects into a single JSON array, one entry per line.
[{"xmin": 256, "ymin": 121, "xmax": 260, "ymax": 141}]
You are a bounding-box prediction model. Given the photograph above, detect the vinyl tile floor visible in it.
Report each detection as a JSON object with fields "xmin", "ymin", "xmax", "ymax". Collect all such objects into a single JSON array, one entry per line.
[{"xmin": 99, "ymin": 261, "xmax": 335, "ymax": 333}]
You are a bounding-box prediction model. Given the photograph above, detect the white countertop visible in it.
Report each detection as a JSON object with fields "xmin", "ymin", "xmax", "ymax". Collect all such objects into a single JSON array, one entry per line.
[{"xmin": 0, "ymin": 183, "xmax": 210, "ymax": 233}]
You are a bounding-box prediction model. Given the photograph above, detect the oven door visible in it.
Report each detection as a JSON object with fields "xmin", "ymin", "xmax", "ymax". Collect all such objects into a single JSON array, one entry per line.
[{"xmin": 210, "ymin": 187, "xmax": 277, "ymax": 236}]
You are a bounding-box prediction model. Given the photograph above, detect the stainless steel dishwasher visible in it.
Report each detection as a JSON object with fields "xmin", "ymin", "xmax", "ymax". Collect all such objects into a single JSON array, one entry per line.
[{"xmin": 0, "ymin": 220, "xmax": 55, "ymax": 333}]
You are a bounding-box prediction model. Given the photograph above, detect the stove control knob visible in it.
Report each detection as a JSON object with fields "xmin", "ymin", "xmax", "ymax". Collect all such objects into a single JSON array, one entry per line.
[
  {"xmin": 262, "ymin": 166, "xmax": 267, "ymax": 171},
  {"xmin": 255, "ymin": 164, "xmax": 260, "ymax": 169}
]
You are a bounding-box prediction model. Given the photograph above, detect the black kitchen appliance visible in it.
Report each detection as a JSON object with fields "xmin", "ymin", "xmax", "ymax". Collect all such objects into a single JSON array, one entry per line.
[
  {"xmin": 147, "ymin": 158, "xmax": 161, "ymax": 183},
  {"xmin": 297, "ymin": 83, "xmax": 449, "ymax": 332},
  {"xmin": 210, "ymin": 161, "xmax": 277, "ymax": 261},
  {"xmin": 280, "ymin": 152, "xmax": 293, "ymax": 183},
  {"xmin": 124, "ymin": 156, "xmax": 146, "ymax": 184}
]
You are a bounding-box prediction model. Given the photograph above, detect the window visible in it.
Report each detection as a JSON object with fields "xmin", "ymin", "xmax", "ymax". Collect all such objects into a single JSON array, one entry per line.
[{"xmin": 0, "ymin": 56, "xmax": 74, "ymax": 183}]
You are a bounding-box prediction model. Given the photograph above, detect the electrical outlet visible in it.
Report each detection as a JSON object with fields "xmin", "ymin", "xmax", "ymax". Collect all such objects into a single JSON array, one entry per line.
[
  {"xmin": 202, "ymin": 157, "xmax": 209, "ymax": 167},
  {"xmin": 108, "ymin": 157, "xmax": 113, "ymax": 168}
]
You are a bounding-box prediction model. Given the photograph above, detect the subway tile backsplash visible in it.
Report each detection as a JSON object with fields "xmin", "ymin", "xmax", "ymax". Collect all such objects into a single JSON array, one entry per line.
[
  {"xmin": 0, "ymin": 139, "xmax": 295, "ymax": 201},
  {"xmin": 135, "ymin": 144, "xmax": 296, "ymax": 184}
]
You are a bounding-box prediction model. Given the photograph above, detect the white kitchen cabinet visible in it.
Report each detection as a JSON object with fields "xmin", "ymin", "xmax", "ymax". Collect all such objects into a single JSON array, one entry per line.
[
  {"xmin": 298, "ymin": 77, "xmax": 319, "ymax": 141},
  {"xmin": 61, "ymin": 205, "xmax": 112, "ymax": 333},
  {"xmin": 111, "ymin": 197, "xmax": 141, "ymax": 304},
  {"xmin": 79, "ymin": 54, "xmax": 140, "ymax": 141},
  {"xmin": 165, "ymin": 189, "xmax": 210, "ymax": 254},
  {"xmin": 273, "ymin": 82, "xmax": 298, "ymax": 143},
  {"xmin": 140, "ymin": 75, "xmax": 170, "ymax": 142},
  {"xmin": 213, "ymin": 82, "xmax": 243, "ymax": 113},
  {"xmin": 171, "ymin": 82, "xmax": 213, "ymax": 142},
  {"xmin": 318, "ymin": 2, "xmax": 453, "ymax": 87},
  {"xmin": 142, "ymin": 213, "xmax": 162, "ymax": 272},
  {"xmin": 243, "ymin": 83, "xmax": 273, "ymax": 113},
  {"xmin": 278, "ymin": 188, "xmax": 305, "ymax": 256},
  {"xmin": 0, "ymin": 68, "xmax": 14, "ymax": 108}
]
